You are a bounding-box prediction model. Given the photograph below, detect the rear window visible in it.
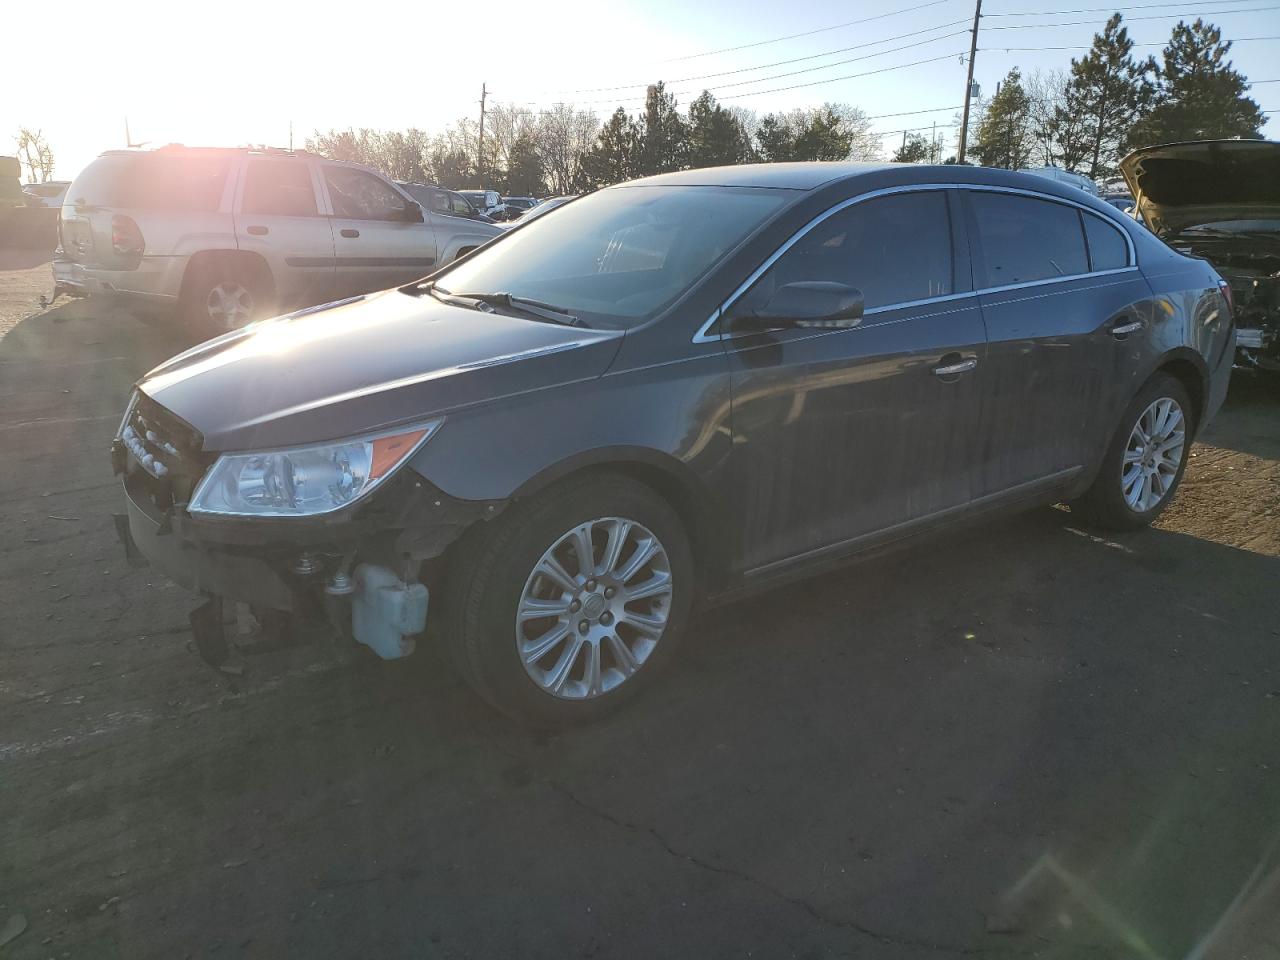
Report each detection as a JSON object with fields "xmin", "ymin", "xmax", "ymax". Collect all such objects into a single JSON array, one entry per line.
[
  {"xmin": 1083, "ymin": 213, "xmax": 1130, "ymax": 271},
  {"xmin": 66, "ymin": 153, "xmax": 230, "ymax": 212}
]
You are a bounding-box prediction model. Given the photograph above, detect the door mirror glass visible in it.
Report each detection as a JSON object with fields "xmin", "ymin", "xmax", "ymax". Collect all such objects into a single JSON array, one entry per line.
[{"xmin": 735, "ymin": 281, "xmax": 864, "ymax": 330}]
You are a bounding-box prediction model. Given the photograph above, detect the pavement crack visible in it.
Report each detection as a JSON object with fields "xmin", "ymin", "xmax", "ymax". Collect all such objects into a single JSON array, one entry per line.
[{"xmin": 543, "ymin": 778, "xmax": 991, "ymax": 956}]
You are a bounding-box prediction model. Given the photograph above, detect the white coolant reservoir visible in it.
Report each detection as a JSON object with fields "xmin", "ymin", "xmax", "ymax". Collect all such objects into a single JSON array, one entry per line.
[{"xmin": 351, "ymin": 563, "xmax": 429, "ymax": 659}]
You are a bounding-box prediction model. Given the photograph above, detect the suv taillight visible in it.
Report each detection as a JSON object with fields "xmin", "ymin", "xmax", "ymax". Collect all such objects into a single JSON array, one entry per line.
[{"xmin": 110, "ymin": 215, "xmax": 144, "ymax": 257}]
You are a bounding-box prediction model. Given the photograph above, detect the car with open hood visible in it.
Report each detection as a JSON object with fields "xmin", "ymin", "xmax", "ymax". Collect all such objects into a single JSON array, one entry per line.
[
  {"xmin": 113, "ymin": 162, "xmax": 1234, "ymax": 726},
  {"xmin": 1120, "ymin": 139, "xmax": 1280, "ymax": 371}
]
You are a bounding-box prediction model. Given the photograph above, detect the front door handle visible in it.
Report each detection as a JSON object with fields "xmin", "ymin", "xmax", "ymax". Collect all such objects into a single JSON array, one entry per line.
[
  {"xmin": 340, "ymin": 228, "xmax": 360, "ymax": 239},
  {"xmin": 933, "ymin": 356, "xmax": 978, "ymax": 378},
  {"xmin": 246, "ymin": 225, "xmax": 268, "ymax": 236},
  {"xmin": 1111, "ymin": 318, "xmax": 1143, "ymax": 337}
]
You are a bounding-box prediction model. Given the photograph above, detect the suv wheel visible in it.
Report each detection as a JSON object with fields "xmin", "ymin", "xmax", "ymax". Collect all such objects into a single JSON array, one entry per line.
[
  {"xmin": 182, "ymin": 259, "xmax": 273, "ymax": 338},
  {"xmin": 446, "ymin": 473, "xmax": 694, "ymax": 727},
  {"xmin": 1071, "ymin": 372, "xmax": 1193, "ymax": 530}
]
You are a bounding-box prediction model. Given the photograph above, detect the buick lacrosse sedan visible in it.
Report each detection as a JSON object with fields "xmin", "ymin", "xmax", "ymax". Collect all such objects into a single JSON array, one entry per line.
[{"xmin": 113, "ymin": 162, "xmax": 1234, "ymax": 725}]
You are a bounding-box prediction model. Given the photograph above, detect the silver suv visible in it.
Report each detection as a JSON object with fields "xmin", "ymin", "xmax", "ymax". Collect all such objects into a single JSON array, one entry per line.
[{"xmin": 53, "ymin": 147, "xmax": 502, "ymax": 335}]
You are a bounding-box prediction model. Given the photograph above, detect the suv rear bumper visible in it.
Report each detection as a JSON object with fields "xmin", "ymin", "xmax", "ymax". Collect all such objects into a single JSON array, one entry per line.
[{"xmin": 53, "ymin": 255, "xmax": 184, "ymax": 307}]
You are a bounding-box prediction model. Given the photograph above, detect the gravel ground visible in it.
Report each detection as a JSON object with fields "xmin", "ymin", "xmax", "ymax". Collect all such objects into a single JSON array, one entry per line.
[{"xmin": 1, "ymin": 253, "xmax": 1279, "ymax": 959}]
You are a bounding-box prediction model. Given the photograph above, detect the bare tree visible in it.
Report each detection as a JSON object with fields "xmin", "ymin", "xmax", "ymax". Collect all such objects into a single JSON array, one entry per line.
[
  {"xmin": 15, "ymin": 128, "xmax": 55, "ymax": 182},
  {"xmin": 535, "ymin": 103, "xmax": 599, "ymax": 194},
  {"xmin": 1025, "ymin": 69, "xmax": 1069, "ymax": 166}
]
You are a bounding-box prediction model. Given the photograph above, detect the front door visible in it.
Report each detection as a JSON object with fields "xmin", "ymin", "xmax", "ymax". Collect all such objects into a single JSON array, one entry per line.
[
  {"xmin": 320, "ymin": 164, "xmax": 439, "ymax": 298},
  {"xmin": 725, "ymin": 189, "xmax": 990, "ymax": 573},
  {"xmin": 233, "ymin": 156, "xmax": 335, "ymax": 311}
]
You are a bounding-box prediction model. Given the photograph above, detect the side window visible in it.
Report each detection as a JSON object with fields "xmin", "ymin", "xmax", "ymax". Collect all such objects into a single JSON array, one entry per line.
[
  {"xmin": 1083, "ymin": 212, "xmax": 1130, "ymax": 271},
  {"xmin": 451, "ymin": 195, "xmax": 472, "ymax": 216},
  {"xmin": 324, "ymin": 167, "xmax": 408, "ymax": 221},
  {"xmin": 969, "ymin": 192, "xmax": 1088, "ymax": 287},
  {"xmin": 241, "ymin": 159, "xmax": 318, "ymax": 217},
  {"xmin": 736, "ymin": 191, "xmax": 954, "ymax": 316},
  {"xmin": 428, "ymin": 190, "xmax": 452, "ymax": 215}
]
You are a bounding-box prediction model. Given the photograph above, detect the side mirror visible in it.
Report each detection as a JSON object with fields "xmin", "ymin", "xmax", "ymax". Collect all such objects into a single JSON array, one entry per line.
[
  {"xmin": 404, "ymin": 200, "xmax": 426, "ymax": 223},
  {"xmin": 733, "ymin": 281, "xmax": 864, "ymax": 331}
]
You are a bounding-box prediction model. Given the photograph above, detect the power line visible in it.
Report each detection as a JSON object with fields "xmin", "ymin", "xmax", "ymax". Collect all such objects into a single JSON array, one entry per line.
[
  {"xmin": 984, "ymin": 5, "xmax": 1280, "ymax": 30},
  {"xmin": 548, "ymin": 18, "xmax": 972, "ymax": 94},
  {"xmin": 660, "ymin": 0, "xmax": 954, "ymax": 63},
  {"xmin": 715, "ymin": 51, "xmax": 970, "ymax": 100},
  {"xmin": 988, "ymin": 0, "xmax": 1275, "ymax": 14},
  {"xmin": 985, "ymin": 32, "xmax": 1280, "ymax": 48}
]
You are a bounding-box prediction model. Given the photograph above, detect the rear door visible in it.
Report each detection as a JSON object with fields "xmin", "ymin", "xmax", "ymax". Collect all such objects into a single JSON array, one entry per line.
[
  {"xmin": 233, "ymin": 155, "xmax": 335, "ymax": 310},
  {"xmin": 725, "ymin": 188, "xmax": 990, "ymax": 572},
  {"xmin": 961, "ymin": 189, "xmax": 1148, "ymax": 495},
  {"xmin": 320, "ymin": 164, "xmax": 438, "ymax": 297}
]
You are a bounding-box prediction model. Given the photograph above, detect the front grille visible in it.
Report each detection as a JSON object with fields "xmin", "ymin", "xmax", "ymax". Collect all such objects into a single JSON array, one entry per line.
[{"xmin": 118, "ymin": 395, "xmax": 207, "ymax": 505}]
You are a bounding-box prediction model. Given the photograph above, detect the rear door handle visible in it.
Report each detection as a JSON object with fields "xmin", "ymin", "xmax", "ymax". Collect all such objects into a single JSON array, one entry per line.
[
  {"xmin": 1111, "ymin": 318, "xmax": 1143, "ymax": 337},
  {"xmin": 933, "ymin": 357, "xmax": 978, "ymax": 378},
  {"xmin": 340, "ymin": 228, "xmax": 360, "ymax": 239},
  {"xmin": 245, "ymin": 225, "xmax": 268, "ymax": 236}
]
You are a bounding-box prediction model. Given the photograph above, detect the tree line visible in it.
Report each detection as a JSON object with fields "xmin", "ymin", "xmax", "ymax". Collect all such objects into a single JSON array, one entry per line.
[{"xmin": 310, "ymin": 14, "xmax": 1266, "ymax": 195}]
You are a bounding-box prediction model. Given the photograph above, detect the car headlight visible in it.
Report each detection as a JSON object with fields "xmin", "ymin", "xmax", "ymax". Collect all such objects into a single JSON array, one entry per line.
[{"xmin": 188, "ymin": 420, "xmax": 442, "ymax": 518}]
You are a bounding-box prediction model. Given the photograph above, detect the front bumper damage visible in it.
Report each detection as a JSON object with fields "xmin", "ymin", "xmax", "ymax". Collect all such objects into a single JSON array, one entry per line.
[{"xmin": 112, "ymin": 422, "xmax": 503, "ymax": 667}]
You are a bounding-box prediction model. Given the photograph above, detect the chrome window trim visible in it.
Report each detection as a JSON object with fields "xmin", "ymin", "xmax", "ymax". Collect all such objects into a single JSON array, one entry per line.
[{"xmin": 693, "ymin": 181, "xmax": 1139, "ymax": 344}]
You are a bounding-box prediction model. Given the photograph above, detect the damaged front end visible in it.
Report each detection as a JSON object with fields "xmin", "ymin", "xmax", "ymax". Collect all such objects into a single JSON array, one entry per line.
[{"xmin": 111, "ymin": 392, "xmax": 500, "ymax": 668}]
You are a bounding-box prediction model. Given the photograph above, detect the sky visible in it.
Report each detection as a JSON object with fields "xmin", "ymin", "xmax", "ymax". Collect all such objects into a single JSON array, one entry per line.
[{"xmin": 4, "ymin": 0, "xmax": 1278, "ymax": 181}]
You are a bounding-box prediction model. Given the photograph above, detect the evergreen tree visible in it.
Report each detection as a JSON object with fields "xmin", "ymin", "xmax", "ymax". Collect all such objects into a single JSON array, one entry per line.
[
  {"xmin": 1049, "ymin": 14, "xmax": 1155, "ymax": 179},
  {"xmin": 972, "ymin": 68, "xmax": 1035, "ymax": 170},
  {"xmin": 754, "ymin": 104, "xmax": 876, "ymax": 162},
  {"xmin": 687, "ymin": 91, "xmax": 754, "ymax": 169},
  {"xmin": 581, "ymin": 108, "xmax": 642, "ymax": 188},
  {"xmin": 1127, "ymin": 19, "xmax": 1265, "ymax": 148},
  {"xmin": 503, "ymin": 132, "xmax": 545, "ymax": 196},
  {"xmin": 755, "ymin": 114, "xmax": 794, "ymax": 162},
  {"xmin": 639, "ymin": 82, "xmax": 688, "ymax": 176},
  {"xmin": 892, "ymin": 133, "xmax": 931, "ymax": 163}
]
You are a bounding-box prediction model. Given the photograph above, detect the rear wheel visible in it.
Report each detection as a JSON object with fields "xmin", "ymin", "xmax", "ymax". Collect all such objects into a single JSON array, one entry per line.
[
  {"xmin": 446, "ymin": 473, "xmax": 693, "ymax": 727},
  {"xmin": 181, "ymin": 258, "xmax": 274, "ymax": 339},
  {"xmin": 1071, "ymin": 373, "xmax": 1193, "ymax": 530}
]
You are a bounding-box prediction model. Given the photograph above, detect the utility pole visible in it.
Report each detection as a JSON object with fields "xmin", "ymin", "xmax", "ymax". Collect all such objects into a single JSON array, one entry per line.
[
  {"xmin": 477, "ymin": 82, "xmax": 488, "ymax": 188},
  {"xmin": 956, "ymin": 0, "xmax": 983, "ymax": 164}
]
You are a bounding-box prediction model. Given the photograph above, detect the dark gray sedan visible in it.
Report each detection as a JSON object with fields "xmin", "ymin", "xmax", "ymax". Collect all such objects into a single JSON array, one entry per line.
[{"xmin": 113, "ymin": 162, "xmax": 1234, "ymax": 725}]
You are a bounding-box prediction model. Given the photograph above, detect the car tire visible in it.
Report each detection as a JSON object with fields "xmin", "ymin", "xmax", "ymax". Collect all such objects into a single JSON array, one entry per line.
[
  {"xmin": 445, "ymin": 472, "xmax": 694, "ymax": 727},
  {"xmin": 1070, "ymin": 372, "xmax": 1194, "ymax": 531},
  {"xmin": 181, "ymin": 258, "xmax": 274, "ymax": 340}
]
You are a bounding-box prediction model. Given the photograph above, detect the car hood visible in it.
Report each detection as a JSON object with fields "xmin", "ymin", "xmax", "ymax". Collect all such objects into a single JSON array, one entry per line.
[
  {"xmin": 1119, "ymin": 139, "xmax": 1280, "ymax": 237},
  {"xmin": 139, "ymin": 289, "xmax": 624, "ymax": 452}
]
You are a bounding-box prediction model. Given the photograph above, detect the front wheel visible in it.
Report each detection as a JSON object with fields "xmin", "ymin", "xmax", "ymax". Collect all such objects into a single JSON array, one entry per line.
[
  {"xmin": 1071, "ymin": 372, "xmax": 1193, "ymax": 530},
  {"xmin": 446, "ymin": 473, "xmax": 694, "ymax": 727}
]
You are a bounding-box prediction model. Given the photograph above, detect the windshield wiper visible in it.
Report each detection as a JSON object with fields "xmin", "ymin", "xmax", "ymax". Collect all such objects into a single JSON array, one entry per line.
[{"xmin": 423, "ymin": 283, "xmax": 584, "ymax": 327}]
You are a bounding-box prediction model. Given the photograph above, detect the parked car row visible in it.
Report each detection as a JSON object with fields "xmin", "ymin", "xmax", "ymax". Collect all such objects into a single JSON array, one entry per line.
[{"xmin": 52, "ymin": 146, "xmax": 504, "ymax": 335}]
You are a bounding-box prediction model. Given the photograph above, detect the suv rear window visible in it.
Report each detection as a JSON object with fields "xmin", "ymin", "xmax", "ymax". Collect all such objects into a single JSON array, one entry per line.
[{"xmin": 67, "ymin": 153, "xmax": 230, "ymax": 212}]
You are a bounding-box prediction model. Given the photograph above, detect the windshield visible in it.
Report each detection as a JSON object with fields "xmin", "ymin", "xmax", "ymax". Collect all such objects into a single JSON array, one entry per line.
[{"xmin": 433, "ymin": 185, "xmax": 790, "ymax": 329}]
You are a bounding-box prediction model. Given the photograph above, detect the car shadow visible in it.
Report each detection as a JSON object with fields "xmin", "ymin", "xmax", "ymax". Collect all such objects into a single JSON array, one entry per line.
[{"xmin": 0, "ymin": 246, "xmax": 54, "ymax": 271}]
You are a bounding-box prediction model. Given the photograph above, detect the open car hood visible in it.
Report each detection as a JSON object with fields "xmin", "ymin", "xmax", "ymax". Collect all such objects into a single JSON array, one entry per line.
[{"xmin": 1119, "ymin": 139, "xmax": 1280, "ymax": 237}]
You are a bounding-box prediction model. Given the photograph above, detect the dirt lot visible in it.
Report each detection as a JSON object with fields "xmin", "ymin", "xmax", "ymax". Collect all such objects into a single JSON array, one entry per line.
[{"xmin": 2, "ymin": 251, "xmax": 1279, "ymax": 959}]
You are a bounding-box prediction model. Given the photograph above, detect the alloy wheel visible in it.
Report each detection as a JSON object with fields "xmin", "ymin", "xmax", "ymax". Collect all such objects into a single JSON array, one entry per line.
[
  {"xmin": 1121, "ymin": 396, "xmax": 1186, "ymax": 513},
  {"xmin": 205, "ymin": 281, "xmax": 255, "ymax": 330},
  {"xmin": 516, "ymin": 517, "xmax": 673, "ymax": 700}
]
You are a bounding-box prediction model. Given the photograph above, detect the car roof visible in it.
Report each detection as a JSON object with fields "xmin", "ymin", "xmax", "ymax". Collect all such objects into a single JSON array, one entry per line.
[{"xmin": 615, "ymin": 161, "xmax": 1114, "ymax": 204}]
